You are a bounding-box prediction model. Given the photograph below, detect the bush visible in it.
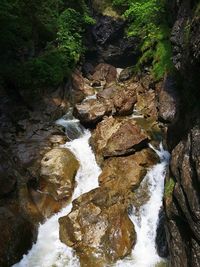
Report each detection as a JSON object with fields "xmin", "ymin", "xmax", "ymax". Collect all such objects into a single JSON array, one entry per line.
[
  {"xmin": 112, "ymin": 0, "xmax": 174, "ymax": 80},
  {"xmin": 0, "ymin": 0, "xmax": 94, "ymax": 90}
]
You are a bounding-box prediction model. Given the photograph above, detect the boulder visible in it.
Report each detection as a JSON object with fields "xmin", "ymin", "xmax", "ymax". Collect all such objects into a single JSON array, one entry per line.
[
  {"xmin": 69, "ymin": 69, "xmax": 95, "ymax": 104},
  {"xmin": 99, "ymin": 148, "xmax": 158, "ymax": 190},
  {"xmin": 59, "ymin": 187, "xmax": 136, "ymax": 267},
  {"xmin": 40, "ymin": 148, "xmax": 79, "ymax": 200},
  {"xmin": 74, "ymin": 85, "xmax": 137, "ymax": 125},
  {"xmin": 90, "ymin": 116, "xmax": 149, "ymax": 164},
  {"xmin": 73, "ymin": 99, "xmax": 113, "ymax": 126},
  {"xmin": 92, "ymin": 63, "xmax": 117, "ymax": 86}
]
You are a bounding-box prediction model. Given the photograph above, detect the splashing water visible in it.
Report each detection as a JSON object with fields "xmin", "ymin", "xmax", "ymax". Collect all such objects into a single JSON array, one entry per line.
[
  {"xmin": 13, "ymin": 128, "xmax": 101, "ymax": 267},
  {"xmin": 115, "ymin": 145, "xmax": 170, "ymax": 267},
  {"xmin": 13, "ymin": 111, "xmax": 170, "ymax": 267}
]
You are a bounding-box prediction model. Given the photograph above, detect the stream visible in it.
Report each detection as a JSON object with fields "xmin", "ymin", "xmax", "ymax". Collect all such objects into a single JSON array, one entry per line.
[{"xmin": 14, "ymin": 113, "xmax": 170, "ymax": 267}]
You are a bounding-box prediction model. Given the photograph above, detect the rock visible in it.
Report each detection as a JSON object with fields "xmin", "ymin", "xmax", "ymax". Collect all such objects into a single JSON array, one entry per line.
[
  {"xmin": 165, "ymin": 125, "xmax": 200, "ymax": 267},
  {"xmin": 92, "ymin": 63, "xmax": 117, "ymax": 86},
  {"xmin": 0, "ymin": 206, "xmax": 37, "ymax": 267},
  {"xmin": 69, "ymin": 69, "xmax": 95, "ymax": 104},
  {"xmin": 155, "ymin": 209, "xmax": 169, "ymax": 258},
  {"xmin": 136, "ymin": 89, "xmax": 158, "ymax": 119},
  {"xmin": 0, "ymin": 149, "xmax": 17, "ymax": 197},
  {"xmin": 59, "ymin": 187, "xmax": 136, "ymax": 267},
  {"xmin": 99, "ymin": 148, "xmax": 158, "ymax": 190},
  {"xmin": 40, "ymin": 148, "xmax": 79, "ymax": 200},
  {"xmin": 92, "ymin": 16, "xmax": 125, "ymax": 45},
  {"xmin": 74, "ymin": 99, "xmax": 113, "ymax": 126},
  {"xmin": 112, "ymin": 87, "xmax": 137, "ymax": 115},
  {"xmin": 90, "ymin": 116, "xmax": 149, "ymax": 164},
  {"xmin": 100, "ymin": 37, "xmax": 140, "ymax": 67},
  {"xmin": 118, "ymin": 67, "xmax": 134, "ymax": 82},
  {"xmin": 158, "ymin": 75, "xmax": 179, "ymax": 123}
]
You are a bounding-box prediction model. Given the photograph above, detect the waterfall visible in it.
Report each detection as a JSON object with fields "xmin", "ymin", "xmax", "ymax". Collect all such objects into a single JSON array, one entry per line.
[
  {"xmin": 13, "ymin": 119, "xmax": 101, "ymax": 267},
  {"xmin": 13, "ymin": 114, "xmax": 169, "ymax": 267},
  {"xmin": 115, "ymin": 144, "xmax": 170, "ymax": 267}
]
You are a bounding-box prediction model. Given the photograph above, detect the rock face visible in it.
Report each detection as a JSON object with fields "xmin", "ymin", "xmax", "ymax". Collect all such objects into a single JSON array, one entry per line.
[
  {"xmin": 158, "ymin": 75, "xmax": 179, "ymax": 123},
  {"xmin": 90, "ymin": 116, "xmax": 149, "ymax": 164},
  {"xmin": 165, "ymin": 125, "xmax": 200, "ymax": 267},
  {"xmin": 0, "ymin": 207, "xmax": 37, "ymax": 267},
  {"xmin": 40, "ymin": 148, "xmax": 79, "ymax": 200},
  {"xmin": 59, "ymin": 187, "xmax": 136, "ymax": 267},
  {"xmin": 164, "ymin": 1, "xmax": 200, "ymax": 266}
]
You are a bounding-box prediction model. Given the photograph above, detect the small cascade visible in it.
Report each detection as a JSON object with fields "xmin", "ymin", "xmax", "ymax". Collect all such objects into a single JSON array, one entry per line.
[
  {"xmin": 115, "ymin": 145, "xmax": 170, "ymax": 267},
  {"xmin": 13, "ymin": 123, "xmax": 101, "ymax": 267},
  {"xmin": 14, "ymin": 110, "xmax": 170, "ymax": 267}
]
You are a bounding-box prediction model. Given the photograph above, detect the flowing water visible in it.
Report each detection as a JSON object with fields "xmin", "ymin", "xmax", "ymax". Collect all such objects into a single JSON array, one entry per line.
[{"xmin": 13, "ymin": 115, "xmax": 170, "ymax": 267}]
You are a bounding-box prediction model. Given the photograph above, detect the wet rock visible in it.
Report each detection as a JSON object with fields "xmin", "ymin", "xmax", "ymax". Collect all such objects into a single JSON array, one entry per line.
[
  {"xmin": 90, "ymin": 116, "xmax": 149, "ymax": 164},
  {"xmin": 74, "ymin": 99, "xmax": 113, "ymax": 126},
  {"xmin": 158, "ymin": 75, "xmax": 179, "ymax": 123},
  {"xmin": 59, "ymin": 187, "xmax": 136, "ymax": 267},
  {"xmin": 40, "ymin": 148, "xmax": 79, "ymax": 200},
  {"xmin": 156, "ymin": 209, "xmax": 169, "ymax": 258},
  {"xmin": 0, "ymin": 206, "xmax": 37, "ymax": 267},
  {"xmin": 99, "ymin": 148, "xmax": 158, "ymax": 190},
  {"xmin": 118, "ymin": 67, "xmax": 134, "ymax": 82},
  {"xmin": 92, "ymin": 63, "xmax": 117, "ymax": 86}
]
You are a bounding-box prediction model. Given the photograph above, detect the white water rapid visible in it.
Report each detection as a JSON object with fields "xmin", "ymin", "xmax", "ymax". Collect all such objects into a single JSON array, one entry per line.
[
  {"xmin": 13, "ymin": 114, "xmax": 170, "ymax": 267},
  {"xmin": 115, "ymin": 144, "xmax": 170, "ymax": 267}
]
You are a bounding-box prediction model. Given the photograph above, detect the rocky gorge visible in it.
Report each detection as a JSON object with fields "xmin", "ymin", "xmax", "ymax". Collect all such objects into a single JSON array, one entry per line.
[{"xmin": 0, "ymin": 0, "xmax": 200, "ymax": 267}]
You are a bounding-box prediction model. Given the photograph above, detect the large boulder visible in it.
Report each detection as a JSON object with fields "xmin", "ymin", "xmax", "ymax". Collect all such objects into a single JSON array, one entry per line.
[
  {"xmin": 92, "ymin": 63, "xmax": 117, "ymax": 87},
  {"xmin": 73, "ymin": 99, "xmax": 113, "ymax": 126},
  {"xmin": 40, "ymin": 148, "xmax": 79, "ymax": 200},
  {"xmin": 99, "ymin": 148, "xmax": 158, "ymax": 190},
  {"xmin": 69, "ymin": 69, "xmax": 95, "ymax": 104},
  {"xmin": 59, "ymin": 187, "xmax": 136, "ymax": 267},
  {"xmin": 90, "ymin": 116, "xmax": 149, "ymax": 164}
]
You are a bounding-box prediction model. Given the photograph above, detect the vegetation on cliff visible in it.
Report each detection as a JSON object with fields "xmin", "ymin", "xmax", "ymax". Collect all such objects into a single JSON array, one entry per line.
[
  {"xmin": 112, "ymin": 0, "xmax": 174, "ymax": 80},
  {"xmin": 0, "ymin": 0, "xmax": 93, "ymax": 90}
]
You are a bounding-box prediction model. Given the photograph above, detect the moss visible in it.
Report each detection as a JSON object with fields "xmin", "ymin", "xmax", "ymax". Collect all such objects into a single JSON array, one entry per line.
[{"xmin": 164, "ymin": 178, "xmax": 175, "ymax": 198}]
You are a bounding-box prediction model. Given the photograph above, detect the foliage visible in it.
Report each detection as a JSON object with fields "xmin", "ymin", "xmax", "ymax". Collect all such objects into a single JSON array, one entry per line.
[
  {"xmin": 0, "ymin": 0, "xmax": 94, "ymax": 90},
  {"xmin": 112, "ymin": 0, "xmax": 174, "ymax": 80},
  {"xmin": 164, "ymin": 178, "xmax": 175, "ymax": 198}
]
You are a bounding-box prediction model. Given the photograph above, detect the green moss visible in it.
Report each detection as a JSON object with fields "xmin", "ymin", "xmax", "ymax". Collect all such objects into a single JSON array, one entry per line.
[
  {"xmin": 164, "ymin": 178, "xmax": 175, "ymax": 198},
  {"xmin": 92, "ymin": 0, "xmax": 122, "ymax": 18},
  {"xmin": 112, "ymin": 0, "xmax": 174, "ymax": 80}
]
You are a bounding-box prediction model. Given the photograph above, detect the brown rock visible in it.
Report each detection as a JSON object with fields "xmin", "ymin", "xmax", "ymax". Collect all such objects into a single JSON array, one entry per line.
[
  {"xmin": 99, "ymin": 148, "xmax": 158, "ymax": 190},
  {"xmin": 70, "ymin": 69, "xmax": 95, "ymax": 104},
  {"xmin": 73, "ymin": 99, "xmax": 114, "ymax": 126},
  {"xmin": 90, "ymin": 116, "xmax": 149, "ymax": 164},
  {"xmin": 59, "ymin": 187, "xmax": 136, "ymax": 267},
  {"xmin": 92, "ymin": 63, "xmax": 117, "ymax": 87},
  {"xmin": 136, "ymin": 89, "xmax": 158, "ymax": 119},
  {"xmin": 40, "ymin": 148, "xmax": 79, "ymax": 200}
]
